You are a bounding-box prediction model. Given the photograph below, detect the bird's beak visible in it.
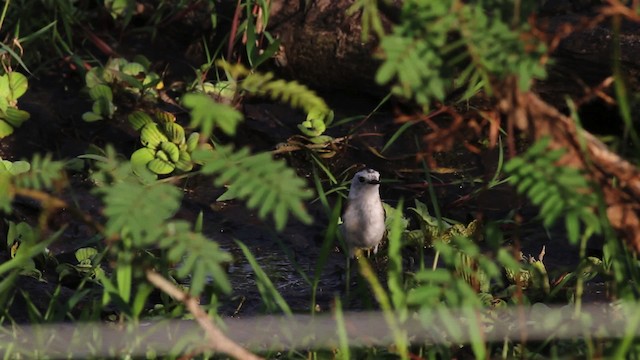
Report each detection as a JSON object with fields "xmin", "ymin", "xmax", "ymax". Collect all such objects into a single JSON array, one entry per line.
[{"xmin": 368, "ymin": 179, "xmax": 380, "ymax": 185}]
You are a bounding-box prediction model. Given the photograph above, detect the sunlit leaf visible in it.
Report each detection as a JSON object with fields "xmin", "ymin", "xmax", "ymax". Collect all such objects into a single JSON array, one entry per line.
[
  {"xmin": 0, "ymin": 120, "xmax": 14, "ymax": 137},
  {"xmin": 182, "ymin": 93, "xmax": 243, "ymax": 138},
  {"xmin": 195, "ymin": 145, "xmax": 313, "ymax": 230}
]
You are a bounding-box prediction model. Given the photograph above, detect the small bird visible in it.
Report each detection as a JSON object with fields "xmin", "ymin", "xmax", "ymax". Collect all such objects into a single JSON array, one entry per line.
[{"xmin": 341, "ymin": 168, "xmax": 386, "ymax": 258}]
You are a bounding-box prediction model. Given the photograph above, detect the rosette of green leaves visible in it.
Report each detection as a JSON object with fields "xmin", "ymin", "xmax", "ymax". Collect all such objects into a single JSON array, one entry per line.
[
  {"xmin": 298, "ymin": 107, "xmax": 335, "ymax": 145},
  {"xmin": 82, "ymin": 56, "xmax": 163, "ymax": 122},
  {"xmin": 129, "ymin": 111, "xmax": 199, "ymax": 176},
  {"xmin": 0, "ymin": 72, "xmax": 30, "ymax": 138}
]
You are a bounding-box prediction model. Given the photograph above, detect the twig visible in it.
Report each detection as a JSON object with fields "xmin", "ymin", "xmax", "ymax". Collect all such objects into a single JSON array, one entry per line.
[{"xmin": 145, "ymin": 270, "xmax": 263, "ymax": 360}]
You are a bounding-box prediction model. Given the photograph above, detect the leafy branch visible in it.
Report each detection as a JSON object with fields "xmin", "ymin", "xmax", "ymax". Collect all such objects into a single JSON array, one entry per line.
[
  {"xmin": 218, "ymin": 60, "xmax": 329, "ymax": 116},
  {"xmin": 504, "ymin": 137, "xmax": 601, "ymax": 243},
  {"xmin": 194, "ymin": 145, "xmax": 313, "ymax": 231},
  {"xmin": 374, "ymin": 1, "xmax": 547, "ymax": 107}
]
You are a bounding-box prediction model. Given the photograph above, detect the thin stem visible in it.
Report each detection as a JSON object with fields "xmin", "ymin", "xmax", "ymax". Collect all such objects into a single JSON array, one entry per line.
[{"xmin": 146, "ymin": 270, "xmax": 262, "ymax": 360}]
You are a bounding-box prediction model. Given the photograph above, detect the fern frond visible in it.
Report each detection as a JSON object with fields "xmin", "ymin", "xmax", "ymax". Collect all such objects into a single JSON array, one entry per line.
[
  {"xmin": 14, "ymin": 154, "xmax": 65, "ymax": 189},
  {"xmin": 100, "ymin": 180, "xmax": 183, "ymax": 246},
  {"xmin": 194, "ymin": 146, "xmax": 313, "ymax": 230},
  {"xmin": 375, "ymin": 1, "xmax": 546, "ymax": 106},
  {"xmin": 505, "ymin": 137, "xmax": 600, "ymax": 243},
  {"xmin": 217, "ymin": 60, "xmax": 329, "ymax": 115},
  {"xmin": 182, "ymin": 93, "xmax": 244, "ymax": 139},
  {"xmin": 159, "ymin": 220, "xmax": 232, "ymax": 295}
]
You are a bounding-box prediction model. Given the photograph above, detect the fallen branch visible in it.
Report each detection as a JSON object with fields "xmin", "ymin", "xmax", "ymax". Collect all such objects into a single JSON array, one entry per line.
[
  {"xmin": 499, "ymin": 78, "xmax": 640, "ymax": 251},
  {"xmin": 145, "ymin": 270, "xmax": 263, "ymax": 360}
]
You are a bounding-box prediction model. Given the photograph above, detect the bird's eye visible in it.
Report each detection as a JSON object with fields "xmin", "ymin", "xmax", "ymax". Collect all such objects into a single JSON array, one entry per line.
[{"xmin": 358, "ymin": 176, "xmax": 365, "ymax": 183}]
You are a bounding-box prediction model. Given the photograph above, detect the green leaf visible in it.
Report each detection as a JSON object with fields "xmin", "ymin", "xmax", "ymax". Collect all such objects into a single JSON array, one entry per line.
[
  {"xmin": 85, "ymin": 67, "xmax": 106, "ymax": 89},
  {"xmin": 217, "ymin": 61, "xmax": 330, "ymax": 115},
  {"xmin": 163, "ymin": 122, "xmax": 186, "ymax": 145},
  {"xmin": 158, "ymin": 221, "xmax": 232, "ymax": 295},
  {"xmin": 101, "ymin": 181, "xmax": 182, "ymax": 246},
  {"xmin": 122, "ymin": 62, "xmax": 145, "ymax": 76},
  {"xmin": 0, "ymin": 227, "xmax": 63, "ymax": 277},
  {"xmin": 174, "ymin": 151, "xmax": 193, "ymax": 172},
  {"xmin": 116, "ymin": 252, "xmax": 132, "ymax": 303},
  {"xmin": 0, "ymin": 170, "xmax": 10, "ymax": 212},
  {"xmin": 75, "ymin": 247, "xmax": 98, "ymax": 263},
  {"xmin": 3, "ymin": 107, "xmax": 30, "ymax": 128},
  {"xmin": 128, "ymin": 111, "xmax": 154, "ymax": 131},
  {"xmin": 89, "ymin": 84, "xmax": 113, "ymax": 101},
  {"xmin": 147, "ymin": 158, "xmax": 175, "ymax": 175},
  {"xmin": 159, "ymin": 141, "xmax": 180, "ymax": 163},
  {"xmin": 140, "ymin": 123, "xmax": 169, "ymax": 149},
  {"xmin": 131, "ymin": 283, "xmax": 154, "ymax": 319},
  {"xmin": 0, "ymin": 120, "xmax": 14, "ymax": 137},
  {"xmin": 194, "ymin": 146, "xmax": 313, "ymax": 231},
  {"xmin": 14, "ymin": 154, "xmax": 65, "ymax": 190},
  {"xmin": 387, "ymin": 199, "xmax": 407, "ymax": 317},
  {"xmin": 130, "ymin": 147, "xmax": 156, "ymax": 177},
  {"xmin": 182, "ymin": 93, "xmax": 243, "ymax": 138},
  {"xmin": 82, "ymin": 112, "xmax": 103, "ymax": 122},
  {"xmin": 1, "ymin": 159, "xmax": 30, "ymax": 175},
  {"xmin": 236, "ymin": 240, "xmax": 292, "ymax": 315},
  {"xmin": 91, "ymin": 99, "xmax": 116, "ymax": 118},
  {"xmin": 0, "ymin": 72, "xmax": 29, "ymax": 101}
]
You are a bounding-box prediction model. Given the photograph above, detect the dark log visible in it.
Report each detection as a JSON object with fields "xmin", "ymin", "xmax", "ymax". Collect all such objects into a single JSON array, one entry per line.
[{"xmin": 269, "ymin": 0, "xmax": 398, "ymax": 95}]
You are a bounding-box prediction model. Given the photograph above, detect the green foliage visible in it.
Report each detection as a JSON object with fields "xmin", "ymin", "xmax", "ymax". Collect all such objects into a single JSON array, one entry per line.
[
  {"xmin": 12, "ymin": 153, "xmax": 65, "ymax": 190},
  {"xmin": 387, "ymin": 199, "xmax": 407, "ymax": 319},
  {"xmin": 0, "ymin": 72, "xmax": 30, "ymax": 138},
  {"xmin": 5, "ymin": 221, "xmax": 43, "ymax": 279},
  {"xmin": 407, "ymin": 235, "xmax": 503, "ymax": 309},
  {"xmin": 57, "ymin": 247, "xmax": 105, "ymax": 281},
  {"xmin": 128, "ymin": 111, "xmax": 203, "ymax": 177},
  {"xmin": 159, "ymin": 221, "xmax": 232, "ymax": 295},
  {"xmin": 238, "ymin": 67, "xmax": 328, "ymax": 116},
  {"xmin": 105, "ymin": 0, "xmax": 135, "ymax": 20},
  {"xmin": 236, "ymin": 240, "xmax": 292, "ymax": 315},
  {"xmin": 217, "ymin": 61, "xmax": 332, "ymax": 139},
  {"xmin": 298, "ymin": 108, "xmax": 334, "ymax": 137},
  {"xmin": 83, "ymin": 84, "xmax": 115, "ymax": 122},
  {"xmin": 375, "ymin": 0, "xmax": 547, "ymax": 106},
  {"xmin": 194, "ymin": 145, "xmax": 313, "ymax": 231},
  {"xmin": 3, "ymin": 0, "xmax": 633, "ymax": 357},
  {"xmin": 83, "ymin": 57, "xmax": 162, "ymax": 122},
  {"xmin": 84, "ymin": 147, "xmax": 232, "ymax": 299},
  {"xmin": 0, "ymin": 155, "xmax": 65, "ymax": 212},
  {"xmin": 347, "ymin": 0, "xmax": 386, "ymax": 42},
  {"xmin": 405, "ymin": 199, "xmax": 481, "ymax": 247},
  {"xmin": 100, "ymin": 181, "xmax": 183, "ymax": 247},
  {"xmin": 0, "ymin": 158, "xmax": 30, "ymax": 175},
  {"xmin": 182, "ymin": 93, "xmax": 244, "ymax": 139},
  {"xmin": 240, "ymin": 0, "xmax": 282, "ymax": 69},
  {"xmin": 504, "ymin": 137, "xmax": 601, "ymax": 243},
  {"xmin": 0, "ymin": 225, "xmax": 61, "ymax": 280}
]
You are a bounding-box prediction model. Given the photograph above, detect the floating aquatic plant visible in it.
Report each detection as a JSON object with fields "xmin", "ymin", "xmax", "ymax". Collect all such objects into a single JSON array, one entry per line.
[
  {"xmin": 0, "ymin": 72, "xmax": 30, "ymax": 138},
  {"xmin": 83, "ymin": 56, "xmax": 163, "ymax": 122},
  {"xmin": 129, "ymin": 111, "xmax": 202, "ymax": 177}
]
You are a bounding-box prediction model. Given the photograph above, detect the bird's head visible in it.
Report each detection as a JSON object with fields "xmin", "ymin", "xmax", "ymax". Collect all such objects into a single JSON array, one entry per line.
[{"xmin": 349, "ymin": 168, "xmax": 381, "ymax": 198}]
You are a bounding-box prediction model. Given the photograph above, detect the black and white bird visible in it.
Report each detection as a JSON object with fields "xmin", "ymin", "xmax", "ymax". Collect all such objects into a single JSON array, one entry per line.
[{"xmin": 341, "ymin": 168, "xmax": 386, "ymax": 258}]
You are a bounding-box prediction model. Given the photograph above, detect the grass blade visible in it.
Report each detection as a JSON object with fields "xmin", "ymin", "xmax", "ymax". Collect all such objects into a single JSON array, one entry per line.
[{"xmin": 236, "ymin": 240, "xmax": 293, "ymax": 316}]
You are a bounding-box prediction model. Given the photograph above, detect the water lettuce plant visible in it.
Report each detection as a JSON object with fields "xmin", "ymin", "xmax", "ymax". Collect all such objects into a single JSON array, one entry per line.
[
  {"xmin": 83, "ymin": 56, "xmax": 162, "ymax": 122},
  {"xmin": 129, "ymin": 111, "xmax": 202, "ymax": 176},
  {"xmin": 0, "ymin": 72, "xmax": 30, "ymax": 138}
]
